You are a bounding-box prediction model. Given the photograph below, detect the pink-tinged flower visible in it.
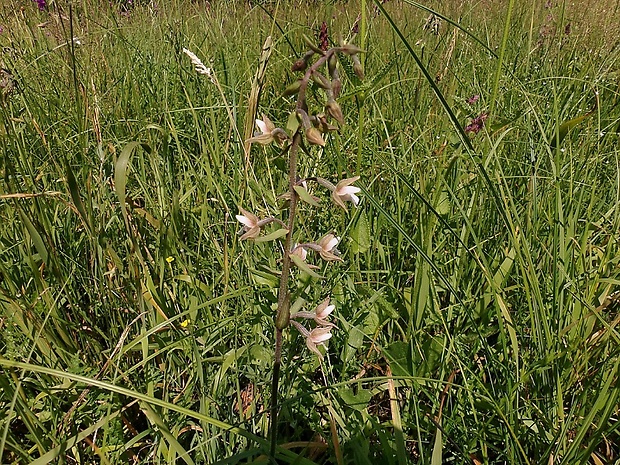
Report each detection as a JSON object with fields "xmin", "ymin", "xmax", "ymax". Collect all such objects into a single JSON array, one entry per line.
[
  {"xmin": 307, "ymin": 327, "xmax": 332, "ymax": 356},
  {"xmin": 235, "ymin": 207, "xmax": 288, "ymax": 241},
  {"xmin": 331, "ymin": 176, "xmax": 361, "ymax": 211},
  {"xmin": 246, "ymin": 115, "xmax": 289, "ymax": 146},
  {"xmin": 291, "ymin": 297, "xmax": 336, "ymax": 328},
  {"xmin": 291, "ymin": 244, "xmax": 308, "ymax": 261},
  {"xmin": 314, "ymin": 297, "xmax": 335, "ymax": 322},
  {"xmin": 317, "ymin": 234, "xmax": 342, "ymax": 261},
  {"xmin": 291, "ymin": 320, "xmax": 332, "ymax": 360},
  {"xmin": 465, "ymin": 112, "xmax": 489, "ymax": 135},
  {"xmin": 236, "ymin": 207, "xmax": 261, "ymax": 240}
]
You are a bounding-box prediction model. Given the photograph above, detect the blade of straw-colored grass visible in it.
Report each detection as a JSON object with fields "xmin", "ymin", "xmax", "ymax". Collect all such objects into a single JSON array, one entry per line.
[{"xmin": 243, "ymin": 36, "xmax": 272, "ymax": 162}]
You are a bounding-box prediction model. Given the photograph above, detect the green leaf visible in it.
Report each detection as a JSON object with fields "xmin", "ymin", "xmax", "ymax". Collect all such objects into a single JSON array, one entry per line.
[
  {"xmin": 351, "ymin": 210, "xmax": 371, "ymax": 254},
  {"xmin": 290, "ymin": 254, "xmax": 324, "ymax": 279},
  {"xmin": 550, "ymin": 108, "xmax": 595, "ymax": 148},
  {"xmin": 293, "ymin": 185, "xmax": 320, "ymax": 207},
  {"xmin": 338, "ymin": 387, "xmax": 372, "ymax": 412},
  {"xmin": 287, "ymin": 111, "xmax": 300, "ymax": 134},
  {"xmin": 254, "ymin": 228, "xmax": 288, "ymax": 242},
  {"xmin": 384, "ymin": 341, "xmax": 412, "ymax": 377}
]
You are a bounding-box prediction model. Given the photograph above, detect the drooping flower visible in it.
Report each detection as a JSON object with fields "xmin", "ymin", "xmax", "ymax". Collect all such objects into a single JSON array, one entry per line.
[
  {"xmin": 331, "ymin": 176, "xmax": 361, "ymax": 211},
  {"xmin": 316, "ymin": 233, "xmax": 342, "ymax": 261},
  {"xmin": 291, "ymin": 297, "xmax": 336, "ymax": 328},
  {"xmin": 291, "ymin": 320, "xmax": 333, "ymax": 360},
  {"xmin": 314, "ymin": 297, "xmax": 335, "ymax": 323},
  {"xmin": 246, "ymin": 115, "xmax": 289, "ymax": 146},
  {"xmin": 235, "ymin": 207, "xmax": 261, "ymax": 240},
  {"xmin": 291, "ymin": 243, "xmax": 308, "ymax": 261}
]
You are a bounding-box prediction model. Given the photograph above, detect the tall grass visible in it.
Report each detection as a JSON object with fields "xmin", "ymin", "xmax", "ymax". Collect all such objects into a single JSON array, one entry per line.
[{"xmin": 1, "ymin": 0, "xmax": 619, "ymax": 463}]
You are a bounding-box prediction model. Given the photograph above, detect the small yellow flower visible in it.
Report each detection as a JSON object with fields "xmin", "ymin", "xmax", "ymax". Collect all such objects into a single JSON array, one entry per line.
[
  {"xmin": 166, "ymin": 256, "xmax": 175, "ymax": 263},
  {"xmin": 180, "ymin": 319, "xmax": 191, "ymax": 328}
]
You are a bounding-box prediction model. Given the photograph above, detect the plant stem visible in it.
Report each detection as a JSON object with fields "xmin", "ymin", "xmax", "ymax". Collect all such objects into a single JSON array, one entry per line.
[
  {"xmin": 269, "ymin": 47, "xmax": 339, "ymax": 458},
  {"xmin": 270, "ymin": 130, "xmax": 301, "ymax": 458}
]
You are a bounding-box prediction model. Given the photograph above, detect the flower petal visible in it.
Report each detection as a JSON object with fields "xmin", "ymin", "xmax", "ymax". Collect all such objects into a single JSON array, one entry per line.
[
  {"xmin": 338, "ymin": 185, "xmax": 361, "ymax": 195},
  {"xmin": 236, "ymin": 214, "xmax": 254, "ymax": 227},
  {"xmin": 317, "ymin": 304, "xmax": 335, "ymax": 319},
  {"xmin": 309, "ymin": 327, "xmax": 332, "ymax": 344},
  {"xmin": 255, "ymin": 118, "xmax": 269, "ymax": 135},
  {"xmin": 240, "ymin": 227, "xmax": 261, "ymax": 240}
]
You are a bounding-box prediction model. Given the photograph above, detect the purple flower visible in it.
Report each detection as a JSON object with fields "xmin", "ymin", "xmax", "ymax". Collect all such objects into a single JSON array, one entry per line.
[
  {"xmin": 466, "ymin": 94, "xmax": 480, "ymax": 105},
  {"xmin": 33, "ymin": 0, "xmax": 46, "ymax": 10},
  {"xmin": 318, "ymin": 21, "xmax": 329, "ymax": 52},
  {"xmin": 465, "ymin": 112, "xmax": 489, "ymax": 135}
]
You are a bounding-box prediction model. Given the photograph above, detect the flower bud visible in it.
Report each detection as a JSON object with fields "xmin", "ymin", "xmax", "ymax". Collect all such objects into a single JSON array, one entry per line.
[
  {"xmin": 352, "ymin": 54, "xmax": 364, "ymax": 80},
  {"xmin": 332, "ymin": 76, "xmax": 342, "ymax": 98},
  {"xmin": 311, "ymin": 71, "xmax": 332, "ymax": 90},
  {"xmin": 305, "ymin": 127, "xmax": 326, "ymax": 146},
  {"xmin": 328, "ymin": 53, "xmax": 338, "ymax": 76},
  {"xmin": 291, "ymin": 58, "xmax": 307, "ymax": 72},
  {"xmin": 283, "ymin": 80, "xmax": 302, "ymax": 96},
  {"xmin": 340, "ymin": 43, "xmax": 364, "ymax": 55},
  {"xmin": 325, "ymin": 99, "xmax": 344, "ymax": 125},
  {"xmin": 303, "ymin": 33, "xmax": 325, "ymax": 55}
]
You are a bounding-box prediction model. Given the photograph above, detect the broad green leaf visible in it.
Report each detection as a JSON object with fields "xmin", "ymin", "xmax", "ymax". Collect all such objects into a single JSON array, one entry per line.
[
  {"xmin": 290, "ymin": 254, "xmax": 324, "ymax": 279},
  {"xmin": 254, "ymin": 228, "xmax": 288, "ymax": 242},
  {"xmin": 351, "ymin": 210, "xmax": 371, "ymax": 254},
  {"xmin": 293, "ymin": 185, "xmax": 320, "ymax": 207}
]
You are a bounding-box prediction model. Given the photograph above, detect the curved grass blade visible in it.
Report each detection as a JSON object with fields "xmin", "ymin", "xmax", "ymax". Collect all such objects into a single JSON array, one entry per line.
[{"xmin": 0, "ymin": 358, "xmax": 318, "ymax": 464}]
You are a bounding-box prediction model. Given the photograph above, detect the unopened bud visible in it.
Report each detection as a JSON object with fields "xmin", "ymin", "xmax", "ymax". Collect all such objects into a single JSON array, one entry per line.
[
  {"xmin": 283, "ymin": 80, "xmax": 303, "ymax": 96},
  {"xmin": 305, "ymin": 127, "xmax": 326, "ymax": 146},
  {"xmin": 311, "ymin": 71, "xmax": 331, "ymax": 90},
  {"xmin": 328, "ymin": 53, "xmax": 338, "ymax": 76},
  {"xmin": 292, "ymin": 50, "xmax": 314, "ymax": 72},
  {"xmin": 352, "ymin": 54, "xmax": 364, "ymax": 80},
  {"xmin": 303, "ymin": 34, "xmax": 325, "ymax": 55},
  {"xmin": 332, "ymin": 76, "xmax": 342, "ymax": 98},
  {"xmin": 297, "ymin": 109, "xmax": 312, "ymax": 130},
  {"xmin": 340, "ymin": 43, "xmax": 364, "ymax": 55},
  {"xmin": 292, "ymin": 58, "xmax": 307, "ymax": 72},
  {"xmin": 326, "ymin": 100, "xmax": 344, "ymax": 125}
]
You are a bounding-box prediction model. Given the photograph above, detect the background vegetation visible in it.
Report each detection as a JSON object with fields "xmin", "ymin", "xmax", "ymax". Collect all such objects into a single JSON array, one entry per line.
[{"xmin": 1, "ymin": 0, "xmax": 619, "ymax": 463}]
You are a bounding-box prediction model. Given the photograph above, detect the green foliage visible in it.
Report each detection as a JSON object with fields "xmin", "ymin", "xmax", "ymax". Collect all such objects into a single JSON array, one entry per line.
[{"xmin": 1, "ymin": 0, "xmax": 619, "ymax": 463}]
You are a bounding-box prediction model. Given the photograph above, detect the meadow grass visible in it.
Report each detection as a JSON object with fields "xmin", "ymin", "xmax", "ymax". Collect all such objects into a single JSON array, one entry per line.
[{"xmin": 1, "ymin": 0, "xmax": 619, "ymax": 463}]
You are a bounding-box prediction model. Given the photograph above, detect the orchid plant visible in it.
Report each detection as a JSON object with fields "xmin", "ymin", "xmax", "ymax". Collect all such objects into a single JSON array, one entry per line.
[{"xmin": 185, "ymin": 34, "xmax": 364, "ymax": 458}]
